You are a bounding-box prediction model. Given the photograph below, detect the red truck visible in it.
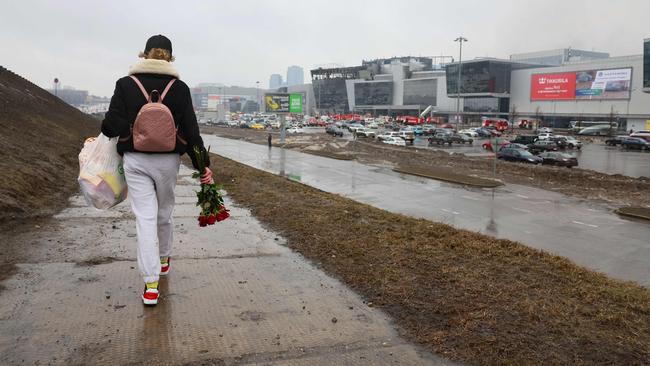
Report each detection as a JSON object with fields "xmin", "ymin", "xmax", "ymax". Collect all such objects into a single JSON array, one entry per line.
[{"xmin": 482, "ymin": 118, "xmax": 509, "ymax": 132}]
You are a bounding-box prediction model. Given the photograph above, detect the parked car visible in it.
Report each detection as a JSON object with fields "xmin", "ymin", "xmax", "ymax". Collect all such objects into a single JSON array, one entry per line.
[
  {"xmin": 396, "ymin": 131, "xmax": 415, "ymax": 144},
  {"xmin": 377, "ymin": 131, "xmax": 400, "ymax": 141},
  {"xmin": 382, "ymin": 137, "xmax": 406, "ymax": 146},
  {"xmin": 356, "ymin": 128, "xmax": 376, "ymax": 138},
  {"xmin": 325, "ymin": 126, "xmax": 344, "ymax": 137},
  {"xmin": 511, "ymin": 135, "xmax": 538, "ymax": 146},
  {"xmin": 529, "ymin": 140, "xmax": 559, "ymax": 154},
  {"xmin": 605, "ymin": 135, "xmax": 627, "ymax": 146},
  {"xmin": 250, "ymin": 123, "xmax": 265, "ymax": 130},
  {"xmin": 621, "ymin": 137, "xmax": 650, "ymax": 150},
  {"xmin": 347, "ymin": 123, "xmax": 364, "ymax": 132},
  {"xmin": 537, "ymin": 127, "xmax": 554, "ymax": 134},
  {"xmin": 537, "ymin": 132, "xmax": 554, "ymax": 140},
  {"xmin": 538, "ymin": 152, "xmax": 579, "ymax": 167},
  {"xmin": 402, "ymin": 126, "xmax": 424, "ymax": 135},
  {"xmin": 497, "ymin": 148, "xmax": 543, "ymax": 164},
  {"xmin": 549, "ymin": 136, "xmax": 568, "ymax": 149},
  {"xmin": 450, "ymin": 133, "xmax": 473, "ymax": 144},
  {"xmin": 385, "ymin": 123, "xmax": 401, "ymax": 131},
  {"xmin": 499, "ymin": 143, "xmax": 529, "ymax": 151},
  {"xmin": 459, "ymin": 129, "xmax": 479, "ymax": 137},
  {"xmin": 286, "ymin": 127, "xmax": 304, "ymax": 134},
  {"xmin": 429, "ymin": 133, "xmax": 453, "ymax": 145},
  {"xmin": 563, "ymin": 136, "xmax": 583, "ymax": 149},
  {"xmin": 482, "ymin": 138, "xmax": 510, "ymax": 151},
  {"xmin": 422, "ymin": 125, "xmax": 438, "ymax": 135},
  {"xmin": 483, "ymin": 126, "xmax": 502, "ymax": 136},
  {"xmin": 474, "ymin": 127, "xmax": 493, "ymax": 138}
]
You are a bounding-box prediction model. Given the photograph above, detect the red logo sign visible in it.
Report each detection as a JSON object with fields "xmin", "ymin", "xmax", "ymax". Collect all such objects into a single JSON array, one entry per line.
[{"xmin": 531, "ymin": 72, "xmax": 576, "ymax": 100}]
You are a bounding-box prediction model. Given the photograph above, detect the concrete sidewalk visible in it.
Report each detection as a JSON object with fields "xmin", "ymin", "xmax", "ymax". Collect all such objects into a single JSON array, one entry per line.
[{"xmin": 0, "ymin": 166, "xmax": 453, "ymax": 365}]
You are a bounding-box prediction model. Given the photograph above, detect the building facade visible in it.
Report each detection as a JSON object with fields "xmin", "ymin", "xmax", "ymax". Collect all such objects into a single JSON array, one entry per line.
[
  {"xmin": 306, "ymin": 47, "xmax": 650, "ymax": 129},
  {"xmin": 509, "ymin": 55, "xmax": 650, "ymax": 131},
  {"xmin": 311, "ymin": 56, "xmax": 456, "ymax": 116},
  {"xmin": 643, "ymin": 38, "xmax": 650, "ymax": 93},
  {"xmin": 510, "ymin": 48, "xmax": 610, "ymax": 66}
]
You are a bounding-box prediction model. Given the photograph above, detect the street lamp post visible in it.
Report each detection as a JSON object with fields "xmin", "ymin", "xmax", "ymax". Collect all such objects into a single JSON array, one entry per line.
[{"xmin": 454, "ymin": 36, "xmax": 467, "ymax": 125}]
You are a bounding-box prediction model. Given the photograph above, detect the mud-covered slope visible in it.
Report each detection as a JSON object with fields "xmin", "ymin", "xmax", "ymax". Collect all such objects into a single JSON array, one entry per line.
[{"xmin": 0, "ymin": 66, "xmax": 98, "ymax": 222}]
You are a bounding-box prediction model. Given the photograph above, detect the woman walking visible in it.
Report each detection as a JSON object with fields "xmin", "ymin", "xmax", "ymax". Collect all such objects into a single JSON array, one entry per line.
[{"xmin": 101, "ymin": 35, "xmax": 212, "ymax": 305}]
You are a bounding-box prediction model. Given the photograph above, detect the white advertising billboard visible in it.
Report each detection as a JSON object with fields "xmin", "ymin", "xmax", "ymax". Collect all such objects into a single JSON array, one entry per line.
[{"xmin": 575, "ymin": 68, "xmax": 632, "ymax": 100}]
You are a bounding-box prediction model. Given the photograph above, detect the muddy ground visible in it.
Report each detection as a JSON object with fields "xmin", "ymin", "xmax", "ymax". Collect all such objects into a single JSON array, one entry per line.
[
  {"xmin": 205, "ymin": 153, "xmax": 650, "ymax": 365},
  {"xmin": 202, "ymin": 126, "xmax": 650, "ymax": 208},
  {"xmin": 0, "ymin": 66, "xmax": 99, "ymax": 224}
]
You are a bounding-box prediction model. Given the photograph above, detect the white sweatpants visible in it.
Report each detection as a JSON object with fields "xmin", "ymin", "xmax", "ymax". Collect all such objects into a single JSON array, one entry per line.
[{"xmin": 123, "ymin": 152, "xmax": 180, "ymax": 284}]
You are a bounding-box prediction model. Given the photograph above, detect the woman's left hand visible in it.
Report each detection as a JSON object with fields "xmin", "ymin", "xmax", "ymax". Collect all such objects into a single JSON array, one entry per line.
[{"xmin": 200, "ymin": 167, "xmax": 213, "ymax": 184}]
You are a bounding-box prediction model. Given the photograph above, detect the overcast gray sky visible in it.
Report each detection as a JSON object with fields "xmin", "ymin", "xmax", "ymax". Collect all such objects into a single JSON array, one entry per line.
[{"xmin": 1, "ymin": 0, "xmax": 648, "ymax": 96}]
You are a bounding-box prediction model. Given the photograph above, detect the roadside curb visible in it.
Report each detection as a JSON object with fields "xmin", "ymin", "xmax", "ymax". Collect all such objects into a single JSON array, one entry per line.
[
  {"xmin": 394, "ymin": 165, "xmax": 503, "ymax": 188},
  {"xmin": 616, "ymin": 207, "xmax": 650, "ymax": 221},
  {"xmin": 302, "ymin": 150, "xmax": 356, "ymax": 161}
]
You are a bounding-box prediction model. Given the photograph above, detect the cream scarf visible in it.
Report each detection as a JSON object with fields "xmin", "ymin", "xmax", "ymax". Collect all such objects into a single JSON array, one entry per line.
[{"xmin": 128, "ymin": 59, "xmax": 179, "ymax": 78}]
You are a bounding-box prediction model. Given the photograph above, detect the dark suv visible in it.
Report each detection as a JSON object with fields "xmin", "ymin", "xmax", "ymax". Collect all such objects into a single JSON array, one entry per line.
[
  {"xmin": 325, "ymin": 126, "xmax": 344, "ymax": 137},
  {"xmin": 529, "ymin": 140, "xmax": 559, "ymax": 154},
  {"xmin": 497, "ymin": 148, "xmax": 543, "ymax": 164},
  {"xmin": 450, "ymin": 133, "xmax": 473, "ymax": 144},
  {"xmin": 621, "ymin": 137, "xmax": 650, "ymax": 150},
  {"xmin": 605, "ymin": 136, "xmax": 626, "ymax": 146},
  {"xmin": 428, "ymin": 132, "xmax": 453, "ymax": 145},
  {"xmin": 511, "ymin": 135, "xmax": 538, "ymax": 146}
]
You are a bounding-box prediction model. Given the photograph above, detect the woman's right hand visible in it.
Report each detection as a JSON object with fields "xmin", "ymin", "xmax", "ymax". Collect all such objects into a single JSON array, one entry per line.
[{"xmin": 200, "ymin": 167, "xmax": 213, "ymax": 184}]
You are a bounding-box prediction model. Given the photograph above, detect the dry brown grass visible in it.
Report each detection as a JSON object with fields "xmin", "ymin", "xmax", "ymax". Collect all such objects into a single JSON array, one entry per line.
[
  {"xmin": 208, "ymin": 153, "xmax": 650, "ymax": 365},
  {"xmin": 0, "ymin": 66, "xmax": 99, "ymax": 223}
]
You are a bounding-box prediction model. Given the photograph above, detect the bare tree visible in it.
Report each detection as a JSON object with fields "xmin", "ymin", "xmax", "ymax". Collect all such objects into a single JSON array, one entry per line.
[
  {"xmin": 575, "ymin": 113, "xmax": 584, "ymax": 134},
  {"xmin": 608, "ymin": 105, "xmax": 617, "ymax": 137},
  {"xmin": 534, "ymin": 106, "xmax": 543, "ymax": 130},
  {"xmin": 508, "ymin": 105, "xmax": 518, "ymax": 133}
]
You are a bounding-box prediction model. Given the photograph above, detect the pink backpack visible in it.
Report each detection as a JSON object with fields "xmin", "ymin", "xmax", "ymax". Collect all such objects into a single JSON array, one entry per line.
[{"xmin": 128, "ymin": 75, "xmax": 179, "ymax": 152}]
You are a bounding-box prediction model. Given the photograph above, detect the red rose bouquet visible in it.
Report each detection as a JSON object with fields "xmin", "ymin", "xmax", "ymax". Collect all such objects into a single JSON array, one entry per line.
[{"xmin": 191, "ymin": 146, "xmax": 229, "ymax": 227}]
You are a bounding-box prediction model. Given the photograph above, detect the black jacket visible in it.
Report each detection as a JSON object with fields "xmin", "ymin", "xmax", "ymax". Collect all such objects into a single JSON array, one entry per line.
[{"xmin": 101, "ymin": 68, "xmax": 208, "ymax": 170}]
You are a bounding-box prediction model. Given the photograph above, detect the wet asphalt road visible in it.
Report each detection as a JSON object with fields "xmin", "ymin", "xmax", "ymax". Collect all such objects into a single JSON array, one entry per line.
[{"xmin": 204, "ymin": 135, "xmax": 650, "ymax": 286}]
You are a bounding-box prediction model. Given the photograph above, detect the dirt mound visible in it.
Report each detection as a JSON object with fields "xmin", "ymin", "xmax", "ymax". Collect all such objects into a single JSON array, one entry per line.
[{"xmin": 0, "ymin": 66, "xmax": 98, "ymax": 223}]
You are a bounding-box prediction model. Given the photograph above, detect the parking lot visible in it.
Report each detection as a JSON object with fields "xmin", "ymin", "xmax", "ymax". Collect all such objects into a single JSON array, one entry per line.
[{"xmin": 325, "ymin": 127, "xmax": 649, "ymax": 178}]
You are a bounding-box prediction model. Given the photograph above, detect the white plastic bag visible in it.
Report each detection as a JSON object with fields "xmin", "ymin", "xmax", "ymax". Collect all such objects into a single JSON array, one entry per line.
[{"xmin": 78, "ymin": 134, "xmax": 128, "ymax": 209}]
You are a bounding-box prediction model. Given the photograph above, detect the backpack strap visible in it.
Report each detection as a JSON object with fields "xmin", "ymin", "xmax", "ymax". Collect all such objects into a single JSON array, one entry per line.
[
  {"xmin": 160, "ymin": 79, "xmax": 176, "ymax": 102},
  {"xmin": 129, "ymin": 76, "xmax": 150, "ymax": 102}
]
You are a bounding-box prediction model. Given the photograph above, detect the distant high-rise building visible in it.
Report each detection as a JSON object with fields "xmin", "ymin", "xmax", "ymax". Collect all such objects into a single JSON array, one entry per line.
[
  {"xmin": 269, "ymin": 74, "xmax": 283, "ymax": 89},
  {"xmin": 286, "ymin": 66, "xmax": 304, "ymax": 87}
]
